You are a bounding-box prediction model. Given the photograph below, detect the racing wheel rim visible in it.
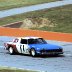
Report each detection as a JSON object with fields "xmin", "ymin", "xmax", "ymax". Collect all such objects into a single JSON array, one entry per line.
[
  {"xmin": 9, "ymin": 47, "xmax": 13, "ymax": 54},
  {"xmin": 31, "ymin": 49, "xmax": 36, "ymax": 56}
]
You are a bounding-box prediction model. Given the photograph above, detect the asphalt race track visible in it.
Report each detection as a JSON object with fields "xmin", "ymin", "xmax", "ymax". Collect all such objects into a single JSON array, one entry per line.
[
  {"xmin": 0, "ymin": 0, "xmax": 72, "ymax": 18},
  {"xmin": 0, "ymin": 36, "xmax": 72, "ymax": 72}
]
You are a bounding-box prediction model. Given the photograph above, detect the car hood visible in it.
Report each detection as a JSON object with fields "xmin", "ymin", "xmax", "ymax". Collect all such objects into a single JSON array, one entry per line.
[{"xmin": 29, "ymin": 44, "xmax": 61, "ymax": 50}]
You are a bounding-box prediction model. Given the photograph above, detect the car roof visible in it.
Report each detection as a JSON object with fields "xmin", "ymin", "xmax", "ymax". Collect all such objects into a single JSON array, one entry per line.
[{"xmin": 17, "ymin": 36, "xmax": 42, "ymax": 39}]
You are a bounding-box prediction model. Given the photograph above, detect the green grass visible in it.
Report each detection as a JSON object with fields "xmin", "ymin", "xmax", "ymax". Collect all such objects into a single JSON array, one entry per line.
[
  {"xmin": 0, "ymin": 69, "xmax": 36, "ymax": 72},
  {"xmin": 0, "ymin": 5, "xmax": 72, "ymax": 33},
  {"xmin": 0, "ymin": 68, "xmax": 38, "ymax": 72},
  {"xmin": 0, "ymin": 0, "xmax": 58, "ymax": 10},
  {"xmin": 30, "ymin": 5, "xmax": 72, "ymax": 33}
]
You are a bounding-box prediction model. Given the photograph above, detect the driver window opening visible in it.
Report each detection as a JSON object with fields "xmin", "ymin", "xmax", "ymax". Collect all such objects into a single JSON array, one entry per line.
[{"xmin": 20, "ymin": 39, "xmax": 27, "ymax": 44}]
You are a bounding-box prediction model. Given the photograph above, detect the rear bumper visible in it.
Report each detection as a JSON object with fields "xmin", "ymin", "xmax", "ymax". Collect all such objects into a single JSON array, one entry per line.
[{"xmin": 4, "ymin": 46, "xmax": 8, "ymax": 50}]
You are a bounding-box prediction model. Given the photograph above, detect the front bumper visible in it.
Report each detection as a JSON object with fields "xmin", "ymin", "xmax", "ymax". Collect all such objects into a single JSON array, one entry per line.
[
  {"xmin": 36, "ymin": 49, "xmax": 63, "ymax": 55},
  {"xmin": 41, "ymin": 52, "xmax": 63, "ymax": 55}
]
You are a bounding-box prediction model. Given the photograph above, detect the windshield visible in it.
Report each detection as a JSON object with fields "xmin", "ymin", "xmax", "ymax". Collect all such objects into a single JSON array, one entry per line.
[{"xmin": 28, "ymin": 38, "xmax": 47, "ymax": 44}]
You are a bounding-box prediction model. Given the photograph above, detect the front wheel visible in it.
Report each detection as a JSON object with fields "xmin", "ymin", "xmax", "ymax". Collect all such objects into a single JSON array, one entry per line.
[
  {"xmin": 8, "ymin": 47, "xmax": 14, "ymax": 55},
  {"xmin": 30, "ymin": 49, "xmax": 37, "ymax": 57}
]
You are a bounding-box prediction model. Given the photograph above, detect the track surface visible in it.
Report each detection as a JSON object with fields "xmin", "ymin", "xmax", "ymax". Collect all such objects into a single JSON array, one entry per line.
[
  {"xmin": 0, "ymin": 36, "xmax": 72, "ymax": 72},
  {"xmin": 0, "ymin": 0, "xmax": 72, "ymax": 18}
]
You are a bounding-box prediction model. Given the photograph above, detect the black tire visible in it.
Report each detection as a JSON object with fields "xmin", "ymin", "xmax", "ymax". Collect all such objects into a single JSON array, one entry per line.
[
  {"xmin": 8, "ymin": 47, "xmax": 14, "ymax": 55},
  {"xmin": 30, "ymin": 49, "xmax": 37, "ymax": 57}
]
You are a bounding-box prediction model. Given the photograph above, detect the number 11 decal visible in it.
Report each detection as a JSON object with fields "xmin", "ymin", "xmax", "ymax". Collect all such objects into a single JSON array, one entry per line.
[{"xmin": 20, "ymin": 45, "xmax": 25, "ymax": 53}]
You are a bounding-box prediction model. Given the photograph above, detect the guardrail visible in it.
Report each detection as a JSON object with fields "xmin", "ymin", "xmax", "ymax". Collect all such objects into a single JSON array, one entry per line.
[{"xmin": 0, "ymin": 27, "xmax": 72, "ymax": 42}]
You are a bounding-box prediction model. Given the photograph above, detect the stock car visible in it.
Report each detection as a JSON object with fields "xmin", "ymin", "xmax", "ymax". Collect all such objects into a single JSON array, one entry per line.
[{"xmin": 4, "ymin": 37, "xmax": 63, "ymax": 57}]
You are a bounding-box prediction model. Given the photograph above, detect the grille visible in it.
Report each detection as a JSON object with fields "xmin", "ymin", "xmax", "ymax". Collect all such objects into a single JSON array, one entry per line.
[{"xmin": 40, "ymin": 49, "xmax": 62, "ymax": 53}]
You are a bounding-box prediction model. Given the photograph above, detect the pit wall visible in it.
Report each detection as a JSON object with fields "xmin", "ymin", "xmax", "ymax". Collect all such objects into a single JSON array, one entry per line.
[{"xmin": 0, "ymin": 27, "xmax": 72, "ymax": 42}]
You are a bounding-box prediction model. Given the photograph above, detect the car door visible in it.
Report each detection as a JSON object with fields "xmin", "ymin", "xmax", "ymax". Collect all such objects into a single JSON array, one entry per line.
[{"xmin": 20, "ymin": 39, "xmax": 29, "ymax": 54}]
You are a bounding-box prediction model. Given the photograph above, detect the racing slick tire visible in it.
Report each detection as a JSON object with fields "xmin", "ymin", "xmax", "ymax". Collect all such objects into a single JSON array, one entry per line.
[
  {"xmin": 8, "ymin": 47, "xmax": 14, "ymax": 55},
  {"xmin": 30, "ymin": 49, "xmax": 37, "ymax": 57}
]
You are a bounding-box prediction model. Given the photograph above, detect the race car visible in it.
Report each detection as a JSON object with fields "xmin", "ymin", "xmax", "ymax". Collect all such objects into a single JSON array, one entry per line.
[{"xmin": 4, "ymin": 37, "xmax": 63, "ymax": 57}]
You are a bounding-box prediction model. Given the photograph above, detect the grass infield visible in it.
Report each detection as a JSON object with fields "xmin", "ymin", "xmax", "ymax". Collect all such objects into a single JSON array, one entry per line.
[
  {"xmin": 0, "ymin": 5, "xmax": 72, "ymax": 33},
  {"xmin": 0, "ymin": 67, "xmax": 38, "ymax": 72},
  {"xmin": 0, "ymin": 0, "xmax": 58, "ymax": 10}
]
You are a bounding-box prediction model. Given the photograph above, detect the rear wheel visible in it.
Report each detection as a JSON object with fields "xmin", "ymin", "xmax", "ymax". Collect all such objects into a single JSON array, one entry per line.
[
  {"xmin": 30, "ymin": 49, "xmax": 36, "ymax": 57},
  {"xmin": 8, "ymin": 47, "xmax": 14, "ymax": 55}
]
